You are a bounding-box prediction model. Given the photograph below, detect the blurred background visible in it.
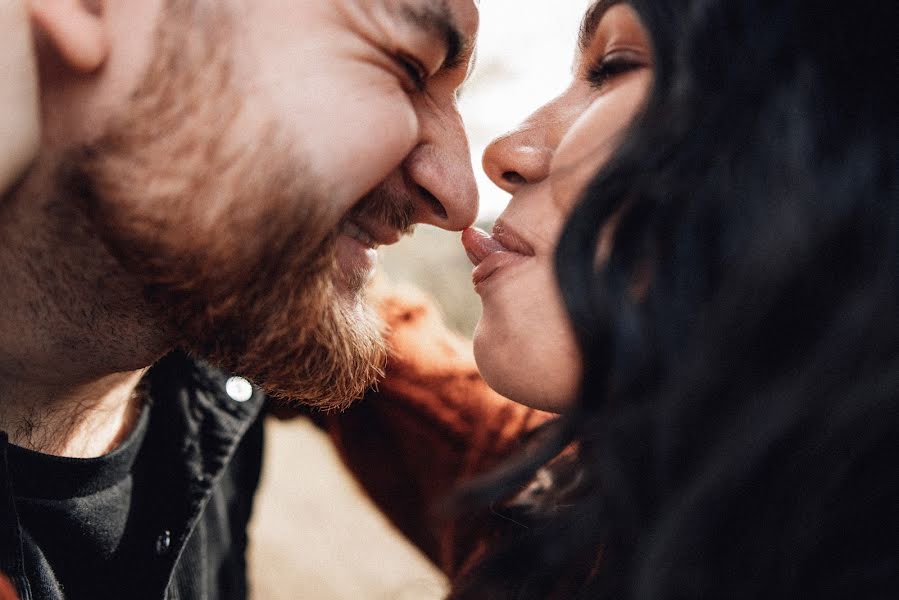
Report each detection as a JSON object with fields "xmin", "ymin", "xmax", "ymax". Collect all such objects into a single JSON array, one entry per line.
[{"xmin": 248, "ymin": 2, "xmax": 592, "ymax": 598}]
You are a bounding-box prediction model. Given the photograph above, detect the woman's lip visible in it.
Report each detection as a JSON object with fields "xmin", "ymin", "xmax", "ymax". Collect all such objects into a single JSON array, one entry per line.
[
  {"xmin": 471, "ymin": 251, "xmax": 527, "ymax": 288},
  {"xmin": 491, "ymin": 220, "xmax": 535, "ymax": 257},
  {"xmin": 462, "ymin": 222, "xmax": 535, "ymax": 266},
  {"xmin": 461, "ymin": 227, "xmax": 508, "ymax": 265},
  {"xmin": 462, "ymin": 226, "xmax": 531, "ymax": 288}
]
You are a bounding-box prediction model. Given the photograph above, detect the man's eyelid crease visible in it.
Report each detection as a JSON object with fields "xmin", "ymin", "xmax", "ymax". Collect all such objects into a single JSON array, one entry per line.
[
  {"xmin": 396, "ymin": 0, "xmax": 474, "ymax": 74},
  {"xmin": 394, "ymin": 52, "xmax": 428, "ymax": 92}
]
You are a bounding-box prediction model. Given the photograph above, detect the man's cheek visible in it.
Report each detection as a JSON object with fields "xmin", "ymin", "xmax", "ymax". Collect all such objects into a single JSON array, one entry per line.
[{"xmin": 303, "ymin": 82, "xmax": 419, "ymax": 215}]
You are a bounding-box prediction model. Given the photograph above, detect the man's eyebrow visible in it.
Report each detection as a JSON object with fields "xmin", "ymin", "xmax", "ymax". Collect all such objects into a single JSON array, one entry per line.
[
  {"xmin": 578, "ymin": 0, "xmax": 621, "ymax": 52},
  {"xmin": 399, "ymin": 0, "xmax": 474, "ymax": 70}
]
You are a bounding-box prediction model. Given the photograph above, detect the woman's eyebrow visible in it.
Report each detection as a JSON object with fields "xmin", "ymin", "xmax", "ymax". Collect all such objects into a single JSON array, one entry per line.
[
  {"xmin": 579, "ymin": 0, "xmax": 621, "ymax": 51},
  {"xmin": 398, "ymin": 0, "xmax": 475, "ymax": 71}
]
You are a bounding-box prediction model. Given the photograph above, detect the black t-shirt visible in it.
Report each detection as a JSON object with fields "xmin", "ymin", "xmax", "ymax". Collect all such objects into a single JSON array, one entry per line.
[{"xmin": 0, "ymin": 352, "xmax": 266, "ymax": 600}]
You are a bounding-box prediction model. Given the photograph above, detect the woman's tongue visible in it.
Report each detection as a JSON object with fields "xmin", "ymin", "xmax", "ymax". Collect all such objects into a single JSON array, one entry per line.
[{"xmin": 462, "ymin": 227, "xmax": 509, "ymax": 266}]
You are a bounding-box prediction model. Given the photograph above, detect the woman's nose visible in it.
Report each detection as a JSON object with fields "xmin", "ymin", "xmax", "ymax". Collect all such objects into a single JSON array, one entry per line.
[{"xmin": 482, "ymin": 125, "xmax": 553, "ymax": 194}]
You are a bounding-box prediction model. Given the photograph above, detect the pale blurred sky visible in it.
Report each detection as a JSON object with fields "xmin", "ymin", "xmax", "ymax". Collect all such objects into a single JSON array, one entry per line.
[{"xmin": 459, "ymin": 0, "xmax": 593, "ymax": 220}]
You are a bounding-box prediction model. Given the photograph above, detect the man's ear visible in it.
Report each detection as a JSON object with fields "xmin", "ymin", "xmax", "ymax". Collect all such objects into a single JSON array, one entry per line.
[{"xmin": 28, "ymin": 0, "xmax": 108, "ymax": 73}]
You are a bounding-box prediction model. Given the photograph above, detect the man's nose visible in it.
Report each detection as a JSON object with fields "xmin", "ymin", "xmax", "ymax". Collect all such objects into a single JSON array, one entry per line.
[{"xmin": 403, "ymin": 105, "xmax": 479, "ymax": 231}]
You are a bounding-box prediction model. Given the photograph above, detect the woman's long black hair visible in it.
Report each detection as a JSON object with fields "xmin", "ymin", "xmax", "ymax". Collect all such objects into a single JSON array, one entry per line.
[{"xmin": 451, "ymin": 0, "xmax": 897, "ymax": 598}]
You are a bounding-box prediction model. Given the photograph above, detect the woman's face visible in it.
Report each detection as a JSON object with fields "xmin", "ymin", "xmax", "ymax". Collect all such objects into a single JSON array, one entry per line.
[{"xmin": 463, "ymin": 2, "xmax": 652, "ymax": 411}]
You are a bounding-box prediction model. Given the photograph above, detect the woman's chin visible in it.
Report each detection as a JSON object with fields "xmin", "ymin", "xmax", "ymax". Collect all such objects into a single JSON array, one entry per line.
[{"xmin": 473, "ymin": 318, "xmax": 579, "ymax": 413}]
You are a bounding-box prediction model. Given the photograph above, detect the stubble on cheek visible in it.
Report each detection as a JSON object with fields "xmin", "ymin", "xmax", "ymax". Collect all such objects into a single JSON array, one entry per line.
[{"xmin": 66, "ymin": 0, "xmax": 387, "ymax": 409}]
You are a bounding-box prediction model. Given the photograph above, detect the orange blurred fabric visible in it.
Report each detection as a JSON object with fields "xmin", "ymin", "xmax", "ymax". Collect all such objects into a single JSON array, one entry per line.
[
  {"xmin": 272, "ymin": 286, "xmax": 552, "ymax": 578},
  {"xmin": 0, "ymin": 573, "xmax": 19, "ymax": 600}
]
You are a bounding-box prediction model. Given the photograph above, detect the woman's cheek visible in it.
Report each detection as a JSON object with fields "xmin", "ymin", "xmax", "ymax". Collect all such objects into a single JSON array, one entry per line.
[
  {"xmin": 550, "ymin": 104, "xmax": 623, "ymax": 214},
  {"xmin": 550, "ymin": 72, "xmax": 653, "ymax": 213}
]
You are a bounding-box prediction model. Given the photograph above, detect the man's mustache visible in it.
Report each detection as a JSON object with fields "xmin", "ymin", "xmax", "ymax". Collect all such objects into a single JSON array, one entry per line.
[{"xmin": 349, "ymin": 184, "xmax": 417, "ymax": 236}]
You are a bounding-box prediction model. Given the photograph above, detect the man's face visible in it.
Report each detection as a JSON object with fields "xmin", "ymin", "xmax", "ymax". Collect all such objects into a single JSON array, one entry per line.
[{"xmin": 67, "ymin": 0, "xmax": 479, "ymax": 408}]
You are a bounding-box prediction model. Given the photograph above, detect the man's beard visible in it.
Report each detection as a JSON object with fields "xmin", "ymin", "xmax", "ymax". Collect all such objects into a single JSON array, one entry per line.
[{"xmin": 60, "ymin": 1, "xmax": 412, "ymax": 410}]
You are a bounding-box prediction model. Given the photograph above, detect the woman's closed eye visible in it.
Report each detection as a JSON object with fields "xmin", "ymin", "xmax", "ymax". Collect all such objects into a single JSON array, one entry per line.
[{"xmin": 586, "ymin": 50, "xmax": 647, "ymax": 90}]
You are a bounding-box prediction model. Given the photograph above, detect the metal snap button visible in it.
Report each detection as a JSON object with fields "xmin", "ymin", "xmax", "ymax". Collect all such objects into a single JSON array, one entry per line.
[
  {"xmin": 225, "ymin": 376, "xmax": 253, "ymax": 402},
  {"xmin": 155, "ymin": 530, "xmax": 172, "ymax": 556}
]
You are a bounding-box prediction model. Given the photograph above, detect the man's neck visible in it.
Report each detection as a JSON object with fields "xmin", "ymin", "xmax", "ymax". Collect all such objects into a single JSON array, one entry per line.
[
  {"xmin": 0, "ymin": 161, "xmax": 172, "ymax": 458},
  {"xmin": 0, "ymin": 370, "xmax": 147, "ymax": 457}
]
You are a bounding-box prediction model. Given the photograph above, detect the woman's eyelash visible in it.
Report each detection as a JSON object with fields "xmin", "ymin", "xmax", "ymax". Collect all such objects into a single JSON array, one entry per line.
[
  {"xmin": 587, "ymin": 55, "xmax": 642, "ymax": 89},
  {"xmin": 394, "ymin": 53, "xmax": 427, "ymax": 92}
]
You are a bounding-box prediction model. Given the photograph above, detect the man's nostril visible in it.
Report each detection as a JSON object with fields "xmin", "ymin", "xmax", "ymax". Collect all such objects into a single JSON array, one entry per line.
[
  {"xmin": 417, "ymin": 185, "xmax": 448, "ymax": 219},
  {"xmin": 502, "ymin": 171, "xmax": 526, "ymax": 185}
]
